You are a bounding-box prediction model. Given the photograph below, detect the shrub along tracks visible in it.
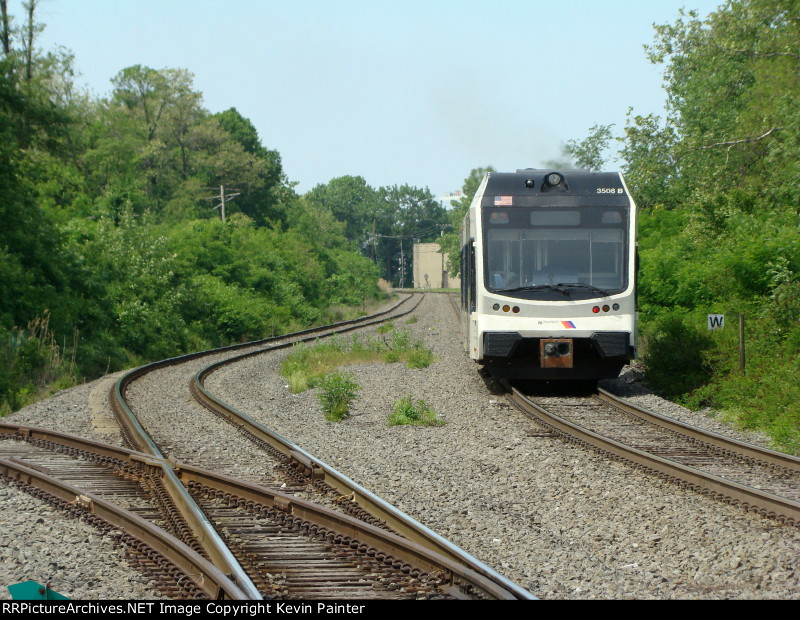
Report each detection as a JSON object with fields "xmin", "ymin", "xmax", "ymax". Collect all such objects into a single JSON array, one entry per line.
[
  {"xmin": 1, "ymin": 293, "xmax": 531, "ymax": 599},
  {"xmin": 510, "ymin": 386, "xmax": 800, "ymax": 527}
]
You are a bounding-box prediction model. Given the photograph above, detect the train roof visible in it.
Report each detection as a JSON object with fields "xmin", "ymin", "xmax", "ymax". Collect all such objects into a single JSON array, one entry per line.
[
  {"xmin": 486, "ymin": 170, "xmax": 623, "ymax": 195},
  {"xmin": 479, "ymin": 170, "xmax": 630, "ymax": 208}
]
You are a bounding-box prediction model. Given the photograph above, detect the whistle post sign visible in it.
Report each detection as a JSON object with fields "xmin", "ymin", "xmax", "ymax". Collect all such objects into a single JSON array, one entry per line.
[{"xmin": 707, "ymin": 314, "xmax": 724, "ymax": 330}]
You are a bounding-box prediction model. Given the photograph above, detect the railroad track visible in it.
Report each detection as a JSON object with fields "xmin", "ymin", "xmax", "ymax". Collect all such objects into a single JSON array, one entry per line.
[
  {"xmin": 0, "ymin": 424, "xmax": 244, "ymax": 599},
  {"xmin": 509, "ymin": 386, "xmax": 800, "ymax": 527},
  {"xmin": 189, "ymin": 300, "xmax": 529, "ymax": 597},
  {"xmin": 97, "ymin": 292, "xmax": 533, "ymax": 599},
  {"xmin": 0, "ymin": 421, "xmax": 529, "ymax": 599}
]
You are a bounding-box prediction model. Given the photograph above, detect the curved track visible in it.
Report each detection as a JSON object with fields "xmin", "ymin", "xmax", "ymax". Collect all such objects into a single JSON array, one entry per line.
[{"xmin": 106, "ymin": 293, "xmax": 533, "ymax": 600}]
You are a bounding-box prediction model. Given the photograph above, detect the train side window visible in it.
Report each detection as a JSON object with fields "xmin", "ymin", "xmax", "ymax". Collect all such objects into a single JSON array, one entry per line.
[{"xmin": 461, "ymin": 244, "xmax": 468, "ymax": 310}]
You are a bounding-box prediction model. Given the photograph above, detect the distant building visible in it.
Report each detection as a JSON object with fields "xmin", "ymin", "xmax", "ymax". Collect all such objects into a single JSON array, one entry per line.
[
  {"xmin": 437, "ymin": 191, "xmax": 463, "ymax": 209},
  {"xmin": 412, "ymin": 243, "xmax": 461, "ymax": 290}
]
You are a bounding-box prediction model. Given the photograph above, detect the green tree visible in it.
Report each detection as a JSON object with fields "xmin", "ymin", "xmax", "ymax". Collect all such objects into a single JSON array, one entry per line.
[
  {"xmin": 376, "ymin": 184, "xmax": 447, "ymax": 287},
  {"xmin": 214, "ymin": 107, "xmax": 286, "ymax": 225},
  {"xmin": 643, "ymin": 1, "xmax": 799, "ymax": 204},
  {"xmin": 306, "ymin": 175, "xmax": 379, "ymax": 243},
  {"xmin": 565, "ymin": 123, "xmax": 614, "ymax": 172}
]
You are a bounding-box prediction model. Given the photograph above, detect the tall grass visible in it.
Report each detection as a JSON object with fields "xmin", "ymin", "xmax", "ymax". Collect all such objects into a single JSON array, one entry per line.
[{"xmin": 1, "ymin": 312, "xmax": 79, "ymax": 416}]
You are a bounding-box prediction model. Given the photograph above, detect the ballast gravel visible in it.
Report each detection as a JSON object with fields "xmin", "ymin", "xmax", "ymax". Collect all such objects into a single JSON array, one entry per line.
[
  {"xmin": 0, "ymin": 483, "xmax": 163, "ymax": 600},
  {"xmin": 205, "ymin": 293, "xmax": 800, "ymax": 600},
  {"xmin": 4, "ymin": 292, "xmax": 800, "ymax": 599}
]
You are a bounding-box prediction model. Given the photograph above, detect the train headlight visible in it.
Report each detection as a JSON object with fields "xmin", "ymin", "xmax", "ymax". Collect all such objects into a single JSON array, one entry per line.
[
  {"xmin": 612, "ymin": 303, "xmax": 620, "ymax": 311},
  {"xmin": 493, "ymin": 303, "xmax": 500, "ymax": 311},
  {"xmin": 545, "ymin": 172, "xmax": 563, "ymax": 187}
]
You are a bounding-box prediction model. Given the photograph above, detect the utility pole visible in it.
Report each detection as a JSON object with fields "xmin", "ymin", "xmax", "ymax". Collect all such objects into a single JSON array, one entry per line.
[
  {"xmin": 371, "ymin": 218, "xmax": 377, "ymax": 263},
  {"xmin": 399, "ymin": 241, "xmax": 405, "ymax": 288},
  {"xmin": 203, "ymin": 185, "xmax": 241, "ymax": 222}
]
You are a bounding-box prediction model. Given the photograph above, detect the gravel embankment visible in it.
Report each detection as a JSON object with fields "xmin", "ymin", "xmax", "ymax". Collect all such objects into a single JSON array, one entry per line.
[
  {"xmin": 3, "ymin": 292, "xmax": 799, "ymax": 599},
  {"xmin": 205, "ymin": 293, "xmax": 800, "ymax": 600}
]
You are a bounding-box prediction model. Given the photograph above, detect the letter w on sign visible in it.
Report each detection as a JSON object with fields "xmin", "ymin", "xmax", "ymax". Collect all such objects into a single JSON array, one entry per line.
[{"xmin": 707, "ymin": 314, "xmax": 724, "ymax": 330}]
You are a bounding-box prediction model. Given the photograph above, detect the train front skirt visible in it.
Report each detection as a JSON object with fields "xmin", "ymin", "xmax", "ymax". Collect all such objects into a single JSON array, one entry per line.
[{"xmin": 481, "ymin": 331, "xmax": 633, "ymax": 380}]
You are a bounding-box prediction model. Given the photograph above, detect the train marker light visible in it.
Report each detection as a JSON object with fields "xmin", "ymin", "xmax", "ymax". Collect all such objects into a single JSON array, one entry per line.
[
  {"xmin": 493, "ymin": 303, "xmax": 500, "ymax": 311},
  {"xmin": 502, "ymin": 305, "xmax": 510, "ymax": 313},
  {"xmin": 602, "ymin": 305, "xmax": 610, "ymax": 313},
  {"xmin": 612, "ymin": 303, "xmax": 620, "ymax": 311},
  {"xmin": 512, "ymin": 306, "xmax": 520, "ymax": 313},
  {"xmin": 592, "ymin": 306, "xmax": 600, "ymax": 313}
]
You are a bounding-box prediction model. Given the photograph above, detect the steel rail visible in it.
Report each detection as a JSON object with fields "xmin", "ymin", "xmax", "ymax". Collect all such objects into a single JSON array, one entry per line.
[
  {"xmin": 0, "ymin": 427, "xmax": 247, "ymax": 600},
  {"xmin": 190, "ymin": 294, "xmax": 534, "ymax": 600},
  {"xmin": 0, "ymin": 422, "xmax": 531, "ymax": 600},
  {"xmin": 109, "ymin": 381, "xmax": 263, "ymax": 599},
  {"xmin": 596, "ymin": 388, "xmax": 800, "ymax": 474},
  {"xmin": 110, "ymin": 293, "xmax": 415, "ymax": 456},
  {"xmin": 177, "ymin": 463, "xmax": 527, "ymax": 600},
  {"xmin": 510, "ymin": 388, "xmax": 800, "ymax": 527},
  {"xmin": 106, "ymin": 294, "xmax": 419, "ymax": 600}
]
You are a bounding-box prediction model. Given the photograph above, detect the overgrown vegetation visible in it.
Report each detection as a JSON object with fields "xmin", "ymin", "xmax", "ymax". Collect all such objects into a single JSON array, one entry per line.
[
  {"xmin": 316, "ymin": 371, "xmax": 360, "ymax": 422},
  {"xmin": 388, "ymin": 397, "xmax": 445, "ymax": 427},
  {"xmin": 280, "ymin": 323, "xmax": 435, "ymax": 395},
  {"xmin": 0, "ymin": 313, "xmax": 78, "ymax": 415}
]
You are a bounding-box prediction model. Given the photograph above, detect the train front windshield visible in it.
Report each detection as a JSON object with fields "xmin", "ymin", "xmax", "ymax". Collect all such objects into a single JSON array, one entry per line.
[{"xmin": 483, "ymin": 206, "xmax": 629, "ymax": 300}]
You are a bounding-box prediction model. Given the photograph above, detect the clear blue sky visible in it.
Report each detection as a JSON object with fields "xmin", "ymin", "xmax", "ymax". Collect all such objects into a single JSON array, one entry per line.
[{"xmin": 15, "ymin": 0, "xmax": 722, "ymax": 196}]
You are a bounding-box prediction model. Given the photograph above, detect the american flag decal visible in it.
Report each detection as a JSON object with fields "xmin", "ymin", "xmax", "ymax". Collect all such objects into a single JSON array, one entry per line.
[{"xmin": 494, "ymin": 195, "xmax": 513, "ymax": 206}]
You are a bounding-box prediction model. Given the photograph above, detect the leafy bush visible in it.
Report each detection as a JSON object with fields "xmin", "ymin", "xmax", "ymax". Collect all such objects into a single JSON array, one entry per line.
[
  {"xmin": 641, "ymin": 311, "xmax": 713, "ymax": 400},
  {"xmin": 388, "ymin": 397, "xmax": 445, "ymax": 427},
  {"xmin": 316, "ymin": 371, "xmax": 360, "ymax": 422}
]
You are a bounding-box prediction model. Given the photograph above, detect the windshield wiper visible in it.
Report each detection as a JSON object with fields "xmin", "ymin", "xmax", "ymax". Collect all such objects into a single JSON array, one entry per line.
[
  {"xmin": 555, "ymin": 283, "xmax": 613, "ymax": 297},
  {"xmin": 494, "ymin": 284, "xmax": 570, "ymax": 297}
]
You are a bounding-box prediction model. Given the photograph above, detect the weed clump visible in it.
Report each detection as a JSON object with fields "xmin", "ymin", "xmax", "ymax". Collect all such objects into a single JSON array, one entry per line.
[
  {"xmin": 279, "ymin": 323, "xmax": 436, "ymax": 393},
  {"xmin": 406, "ymin": 347, "xmax": 434, "ymax": 369},
  {"xmin": 388, "ymin": 397, "xmax": 445, "ymax": 427}
]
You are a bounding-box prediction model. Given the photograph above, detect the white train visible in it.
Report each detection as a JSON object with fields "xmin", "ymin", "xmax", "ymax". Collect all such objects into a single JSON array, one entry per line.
[{"xmin": 460, "ymin": 170, "xmax": 637, "ymax": 382}]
